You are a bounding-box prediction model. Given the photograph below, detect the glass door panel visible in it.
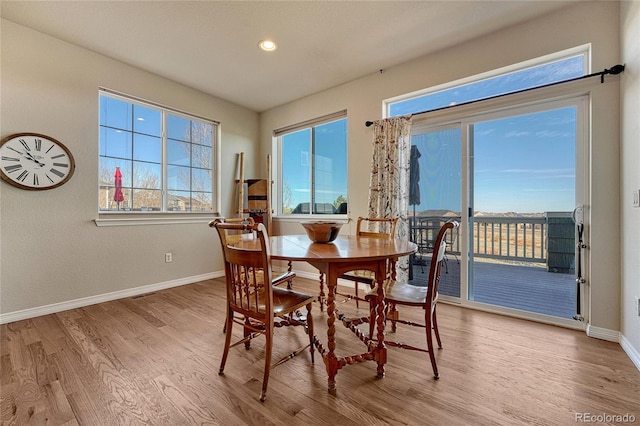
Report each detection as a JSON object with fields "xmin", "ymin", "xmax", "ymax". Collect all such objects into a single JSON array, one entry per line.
[
  {"xmin": 408, "ymin": 126, "xmax": 462, "ymax": 297},
  {"xmin": 469, "ymin": 106, "xmax": 578, "ymax": 319}
]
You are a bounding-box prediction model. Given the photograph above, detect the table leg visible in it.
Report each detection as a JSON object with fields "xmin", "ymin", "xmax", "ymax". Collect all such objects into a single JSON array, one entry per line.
[
  {"xmin": 325, "ymin": 265, "xmax": 338, "ymax": 394},
  {"xmin": 375, "ymin": 260, "xmax": 387, "ymax": 378}
]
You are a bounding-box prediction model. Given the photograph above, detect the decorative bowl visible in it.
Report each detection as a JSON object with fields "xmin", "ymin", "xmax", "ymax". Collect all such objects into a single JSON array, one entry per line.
[{"xmin": 301, "ymin": 221, "xmax": 343, "ymax": 243}]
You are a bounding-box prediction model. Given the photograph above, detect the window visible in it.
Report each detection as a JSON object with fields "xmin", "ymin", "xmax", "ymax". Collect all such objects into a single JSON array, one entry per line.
[
  {"xmin": 275, "ymin": 112, "xmax": 348, "ymax": 215},
  {"xmin": 388, "ymin": 47, "xmax": 587, "ymax": 117},
  {"xmin": 99, "ymin": 90, "xmax": 217, "ymax": 213}
]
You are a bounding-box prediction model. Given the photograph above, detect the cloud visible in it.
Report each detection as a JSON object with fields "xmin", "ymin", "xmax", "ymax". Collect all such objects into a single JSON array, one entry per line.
[{"xmin": 505, "ymin": 131, "xmax": 531, "ymax": 138}]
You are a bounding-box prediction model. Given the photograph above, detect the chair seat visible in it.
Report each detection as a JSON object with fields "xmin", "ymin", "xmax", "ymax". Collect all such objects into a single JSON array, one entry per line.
[
  {"xmin": 239, "ymin": 287, "xmax": 314, "ymax": 315},
  {"xmin": 272, "ymin": 287, "xmax": 316, "ymax": 314},
  {"xmin": 368, "ymin": 280, "xmax": 432, "ymax": 306}
]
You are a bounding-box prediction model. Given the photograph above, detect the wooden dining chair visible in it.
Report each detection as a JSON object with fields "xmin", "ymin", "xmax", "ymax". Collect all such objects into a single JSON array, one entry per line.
[
  {"xmin": 211, "ymin": 219, "xmax": 315, "ymax": 402},
  {"xmin": 220, "ymin": 217, "xmax": 294, "ymax": 287},
  {"xmin": 214, "ymin": 217, "xmax": 294, "ymax": 334},
  {"xmin": 333, "ymin": 217, "xmax": 399, "ymax": 308},
  {"xmin": 367, "ymin": 220, "xmax": 459, "ymax": 379}
]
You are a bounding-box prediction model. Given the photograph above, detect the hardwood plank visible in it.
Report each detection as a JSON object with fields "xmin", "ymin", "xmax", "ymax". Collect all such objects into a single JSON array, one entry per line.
[
  {"xmin": 151, "ymin": 374, "xmax": 220, "ymax": 424},
  {"xmin": 2, "ymin": 277, "xmax": 638, "ymax": 425},
  {"xmin": 42, "ymin": 380, "xmax": 77, "ymax": 425}
]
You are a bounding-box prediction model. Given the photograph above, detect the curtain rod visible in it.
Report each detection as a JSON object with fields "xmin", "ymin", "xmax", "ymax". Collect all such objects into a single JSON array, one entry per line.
[{"xmin": 365, "ymin": 64, "xmax": 625, "ymax": 127}]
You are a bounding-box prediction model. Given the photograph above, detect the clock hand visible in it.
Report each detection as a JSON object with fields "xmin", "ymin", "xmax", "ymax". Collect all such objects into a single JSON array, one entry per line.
[{"xmin": 23, "ymin": 151, "xmax": 46, "ymax": 167}]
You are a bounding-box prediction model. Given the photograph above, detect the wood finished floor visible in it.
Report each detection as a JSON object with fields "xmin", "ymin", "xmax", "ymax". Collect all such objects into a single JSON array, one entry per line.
[{"xmin": 2, "ymin": 277, "xmax": 639, "ymax": 425}]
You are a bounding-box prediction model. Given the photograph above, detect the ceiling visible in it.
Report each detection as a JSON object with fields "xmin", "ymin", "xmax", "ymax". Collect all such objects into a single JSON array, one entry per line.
[{"xmin": 1, "ymin": 1, "xmax": 576, "ymax": 112}]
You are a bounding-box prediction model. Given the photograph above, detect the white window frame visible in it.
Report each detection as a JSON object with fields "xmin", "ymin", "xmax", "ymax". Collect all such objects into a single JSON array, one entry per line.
[
  {"xmin": 95, "ymin": 88, "xmax": 220, "ymax": 226},
  {"xmin": 385, "ymin": 44, "xmax": 590, "ymax": 119},
  {"xmin": 272, "ymin": 110, "xmax": 348, "ymax": 220}
]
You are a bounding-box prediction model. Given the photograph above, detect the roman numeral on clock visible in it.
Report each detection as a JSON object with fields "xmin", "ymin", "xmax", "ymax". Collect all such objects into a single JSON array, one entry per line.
[
  {"xmin": 17, "ymin": 170, "xmax": 29, "ymax": 182},
  {"xmin": 4, "ymin": 164, "xmax": 22, "ymax": 173},
  {"xmin": 50, "ymin": 168, "xmax": 65, "ymax": 178}
]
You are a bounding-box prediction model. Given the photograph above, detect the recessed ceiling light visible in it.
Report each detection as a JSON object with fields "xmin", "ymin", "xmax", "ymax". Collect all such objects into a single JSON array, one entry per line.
[{"xmin": 258, "ymin": 39, "xmax": 277, "ymax": 52}]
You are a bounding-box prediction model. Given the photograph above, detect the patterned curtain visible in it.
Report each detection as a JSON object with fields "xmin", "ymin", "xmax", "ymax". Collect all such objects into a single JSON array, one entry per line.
[{"xmin": 367, "ymin": 116, "xmax": 412, "ymax": 283}]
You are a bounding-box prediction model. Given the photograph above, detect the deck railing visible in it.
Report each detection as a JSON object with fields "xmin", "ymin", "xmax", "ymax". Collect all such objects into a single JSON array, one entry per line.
[
  {"xmin": 472, "ymin": 216, "xmax": 547, "ymax": 263},
  {"xmin": 410, "ymin": 215, "xmax": 559, "ymax": 265}
]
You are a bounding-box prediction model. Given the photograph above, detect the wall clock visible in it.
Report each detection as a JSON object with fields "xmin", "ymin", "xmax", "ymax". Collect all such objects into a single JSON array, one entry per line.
[{"xmin": 0, "ymin": 132, "xmax": 75, "ymax": 190}]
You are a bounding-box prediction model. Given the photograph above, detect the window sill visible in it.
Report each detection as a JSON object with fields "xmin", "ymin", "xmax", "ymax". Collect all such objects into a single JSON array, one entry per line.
[{"xmin": 94, "ymin": 214, "xmax": 220, "ymax": 227}]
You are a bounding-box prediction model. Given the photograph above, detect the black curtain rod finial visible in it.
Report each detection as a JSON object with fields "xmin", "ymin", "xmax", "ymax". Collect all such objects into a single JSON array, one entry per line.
[
  {"xmin": 607, "ymin": 64, "xmax": 625, "ymax": 75},
  {"xmin": 365, "ymin": 121, "xmax": 374, "ymax": 127},
  {"xmin": 601, "ymin": 64, "xmax": 625, "ymax": 83}
]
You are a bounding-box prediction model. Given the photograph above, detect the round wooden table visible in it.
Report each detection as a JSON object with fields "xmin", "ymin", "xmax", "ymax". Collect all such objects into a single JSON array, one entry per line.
[{"xmin": 269, "ymin": 234, "xmax": 417, "ymax": 394}]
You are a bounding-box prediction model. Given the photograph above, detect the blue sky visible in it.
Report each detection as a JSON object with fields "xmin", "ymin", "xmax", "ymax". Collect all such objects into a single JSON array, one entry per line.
[
  {"xmin": 393, "ymin": 55, "xmax": 583, "ymax": 214},
  {"xmin": 281, "ymin": 119, "xmax": 347, "ymax": 211}
]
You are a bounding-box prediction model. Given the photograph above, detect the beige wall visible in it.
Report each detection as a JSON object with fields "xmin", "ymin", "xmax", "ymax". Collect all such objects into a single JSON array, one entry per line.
[
  {"xmin": 0, "ymin": 20, "xmax": 259, "ymax": 317},
  {"xmin": 260, "ymin": 2, "xmax": 629, "ymax": 339},
  {"xmin": 620, "ymin": 1, "xmax": 640, "ymax": 365}
]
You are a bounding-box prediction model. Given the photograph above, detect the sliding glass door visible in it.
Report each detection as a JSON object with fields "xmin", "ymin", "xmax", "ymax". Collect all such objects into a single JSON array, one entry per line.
[
  {"xmin": 469, "ymin": 101, "xmax": 583, "ymax": 320},
  {"xmin": 409, "ymin": 96, "xmax": 588, "ymax": 324}
]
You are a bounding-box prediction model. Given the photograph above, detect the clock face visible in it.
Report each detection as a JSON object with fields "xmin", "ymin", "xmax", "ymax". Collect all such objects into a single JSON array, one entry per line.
[{"xmin": 0, "ymin": 133, "xmax": 75, "ymax": 190}]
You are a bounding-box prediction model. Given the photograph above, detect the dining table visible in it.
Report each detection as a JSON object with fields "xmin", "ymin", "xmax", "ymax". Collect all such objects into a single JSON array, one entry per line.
[{"xmin": 269, "ymin": 233, "xmax": 417, "ymax": 394}]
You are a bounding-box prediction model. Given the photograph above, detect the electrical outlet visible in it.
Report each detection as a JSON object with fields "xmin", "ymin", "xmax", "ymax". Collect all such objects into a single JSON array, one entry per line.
[
  {"xmin": 634, "ymin": 190, "xmax": 640, "ymax": 208},
  {"xmin": 165, "ymin": 252, "xmax": 173, "ymax": 263},
  {"xmin": 636, "ymin": 297, "xmax": 640, "ymax": 317}
]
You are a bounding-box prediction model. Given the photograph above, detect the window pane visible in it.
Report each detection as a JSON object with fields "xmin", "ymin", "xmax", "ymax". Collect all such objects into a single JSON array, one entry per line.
[
  {"xmin": 281, "ymin": 129, "xmax": 310, "ymax": 214},
  {"xmin": 313, "ymin": 119, "xmax": 347, "ymax": 213},
  {"xmin": 99, "ymin": 158, "xmax": 132, "ymax": 188},
  {"xmin": 100, "ymin": 128, "xmax": 131, "ymax": 159},
  {"xmin": 132, "ymin": 189, "xmax": 162, "ymax": 211},
  {"xmin": 133, "ymin": 161, "xmax": 161, "ymax": 189},
  {"xmin": 390, "ymin": 55, "xmax": 585, "ymax": 116},
  {"xmin": 100, "ymin": 96, "xmax": 132, "ymax": 131},
  {"xmin": 167, "ymin": 115, "xmax": 191, "ymax": 141},
  {"xmin": 98, "ymin": 159, "xmax": 133, "ymax": 211},
  {"xmin": 133, "ymin": 134, "xmax": 161, "ymax": 163},
  {"xmin": 191, "ymin": 168, "xmax": 212, "ymax": 192},
  {"xmin": 168, "ymin": 139, "xmax": 191, "ymax": 166},
  {"xmin": 168, "ymin": 190, "xmax": 191, "ymax": 211},
  {"xmin": 133, "ymin": 105, "xmax": 161, "ymax": 136},
  {"xmin": 192, "ymin": 122, "xmax": 213, "ymax": 146},
  {"xmin": 192, "ymin": 145, "xmax": 212, "ymax": 169},
  {"xmin": 167, "ymin": 165, "xmax": 191, "ymax": 191},
  {"xmin": 191, "ymin": 192, "xmax": 213, "ymax": 211}
]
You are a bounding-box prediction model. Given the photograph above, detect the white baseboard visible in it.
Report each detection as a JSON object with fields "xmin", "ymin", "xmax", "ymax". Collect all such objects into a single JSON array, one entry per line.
[
  {"xmin": 620, "ymin": 334, "xmax": 640, "ymax": 371},
  {"xmin": 0, "ymin": 271, "xmax": 224, "ymax": 325},
  {"xmin": 586, "ymin": 324, "xmax": 640, "ymax": 371},
  {"xmin": 586, "ymin": 324, "xmax": 621, "ymax": 342}
]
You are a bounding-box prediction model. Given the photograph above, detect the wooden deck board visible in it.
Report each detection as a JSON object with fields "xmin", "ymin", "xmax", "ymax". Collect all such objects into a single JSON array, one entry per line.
[{"xmin": 410, "ymin": 256, "xmax": 576, "ymax": 318}]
